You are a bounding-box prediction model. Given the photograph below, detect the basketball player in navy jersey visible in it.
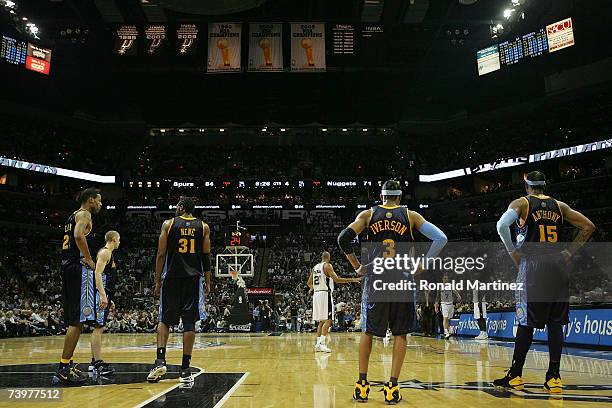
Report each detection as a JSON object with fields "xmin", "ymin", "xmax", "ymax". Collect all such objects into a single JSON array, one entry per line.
[
  {"xmin": 54, "ymin": 187, "xmax": 102, "ymax": 385},
  {"xmin": 89, "ymin": 230, "xmax": 120, "ymax": 376},
  {"xmin": 338, "ymin": 180, "xmax": 448, "ymax": 404},
  {"xmin": 147, "ymin": 197, "xmax": 211, "ymax": 384},
  {"xmin": 495, "ymin": 171, "xmax": 595, "ymax": 393}
]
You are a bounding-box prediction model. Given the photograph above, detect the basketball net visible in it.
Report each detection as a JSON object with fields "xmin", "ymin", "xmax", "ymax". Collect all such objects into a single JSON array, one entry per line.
[{"xmin": 230, "ymin": 266, "xmax": 246, "ymax": 288}]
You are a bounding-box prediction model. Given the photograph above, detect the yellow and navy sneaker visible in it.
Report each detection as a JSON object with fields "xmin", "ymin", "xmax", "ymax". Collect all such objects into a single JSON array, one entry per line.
[
  {"xmin": 493, "ymin": 370, "xmax": 524, "ymax": 391},
  {"xmin": 381, "ymin": 382, "xmax": 402, "ymax": 405},
  {"xmin": 544, "ymin": 374, "xmax": 563, "ymax": 394},
  {"xmin": 353, "ymin": 380, "xmax": 370, "ymax": 402}
]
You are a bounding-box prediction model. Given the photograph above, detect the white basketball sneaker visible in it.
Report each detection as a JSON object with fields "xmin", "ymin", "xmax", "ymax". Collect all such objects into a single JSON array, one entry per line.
[
  {"xmin": 319, "ymin": 344, "xmax": 332, "ymax": 353},
  {"xmin": 475, "ymin": 332, "xmax": 489, "ymax": 340}
]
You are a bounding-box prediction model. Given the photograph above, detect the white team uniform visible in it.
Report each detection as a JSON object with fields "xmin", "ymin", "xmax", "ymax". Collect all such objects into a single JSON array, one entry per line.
[
  {"xmin": 312, "ymin": 262, "xmax": 335, "ymax": 322},
  {"xmin": 439, "ymin": 289, "xmax": 455, "ymax": 319}
]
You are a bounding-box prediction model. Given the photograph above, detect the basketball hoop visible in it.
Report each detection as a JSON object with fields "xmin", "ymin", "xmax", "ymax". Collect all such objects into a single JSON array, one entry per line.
[{"xmin": 229, "ymin": 267, "xmax": 239, "ymax": 281}]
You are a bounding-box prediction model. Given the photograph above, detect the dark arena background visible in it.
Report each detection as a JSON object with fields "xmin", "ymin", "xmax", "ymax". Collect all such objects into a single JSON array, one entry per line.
[{"xmin": 0, "ymin": 0, "xmax": 611, "ymax": 407}]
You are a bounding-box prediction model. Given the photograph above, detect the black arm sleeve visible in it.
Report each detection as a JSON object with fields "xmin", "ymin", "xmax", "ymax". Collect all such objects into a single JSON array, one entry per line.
[
  {"xmin": 337, "ymin": 227, "xmax": 357, "ymax": 255},
  {"xmin": 202, "ymin": 253, "xmax": 211, "ymax": 273}
]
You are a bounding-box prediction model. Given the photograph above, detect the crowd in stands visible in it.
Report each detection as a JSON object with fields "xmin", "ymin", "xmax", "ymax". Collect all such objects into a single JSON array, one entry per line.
[
  {"xmin": 1, "ymin": 92, "xmax": 612, "ymax": 338},
  {"xmin": 416, "ymin": 90, "xmax": 612, "ymax": 174}
]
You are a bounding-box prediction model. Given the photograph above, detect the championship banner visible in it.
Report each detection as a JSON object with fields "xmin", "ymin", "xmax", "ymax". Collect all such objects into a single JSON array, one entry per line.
[
  {"xmin": 207, "ymin": 23, "xmax": 242, "ymax": 73},
  {"xmin": 25, "ymin": 43, "xmax": 51, "ymax": 75},
  {"xmin": 144, "ymin": 25, "xmax": 167, "ymax": 56},
  {"xmin": 177, "ymin": 24, "xmax": 198, "ymax": 56},
  {"xmin": 115, "ymin": 25, "xmax": 138, "ymax": 56},
  {"xmin": 248, "ymin": 23, "xmax": 283, "ymax": 72},
  {"xmin": 546, "ymin": 17, "xmax": 575, "ymax": 53},
  {"xmin": 290, "ymin": 23, "xmax": 326, "ymax": 72}
]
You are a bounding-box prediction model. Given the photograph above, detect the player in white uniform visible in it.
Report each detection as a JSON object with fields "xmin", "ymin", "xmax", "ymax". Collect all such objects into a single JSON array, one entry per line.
[
  {"xmin": 473, "ymin": 287, "xmax": 488, "ymax": 340},
  {"xmin": 435, "ymin": 274, "xmax": 461, "ymax": 339},
  {"xmin": 307, "ymin": 251, "xmax": 360, "ymax": 353}
]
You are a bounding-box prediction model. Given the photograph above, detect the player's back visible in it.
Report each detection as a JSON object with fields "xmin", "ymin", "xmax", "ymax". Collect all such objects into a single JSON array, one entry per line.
[
  {"xmin": 366, "ymin": 205, "xmax": 414, "ymax": 244},
  {"xmin": 312, "ymin": 262, "xmax": 334, "ymax": 292},
  {"xmin": 518, "ymin": 194, "xmax": 563, "ymax": 253},
  {"xmin": 164, "ymin": 215, "xmax": 205, "ymax": 278}
]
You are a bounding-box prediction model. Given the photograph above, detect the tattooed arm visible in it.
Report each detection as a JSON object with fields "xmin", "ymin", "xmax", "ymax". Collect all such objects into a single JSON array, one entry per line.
[{"xmin": 557, "ymin": 201, "xmax": 596, "ymax": 259}]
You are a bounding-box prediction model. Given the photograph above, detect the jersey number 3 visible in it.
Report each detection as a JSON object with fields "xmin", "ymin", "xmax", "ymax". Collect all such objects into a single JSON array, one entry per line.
[
  {"xmin": 178, "ymin": 238, "xmax": 196, "ymax": 253},
  {"xmin": 538, "ymin": 225, "xmax": 558, "ymax": 243}
]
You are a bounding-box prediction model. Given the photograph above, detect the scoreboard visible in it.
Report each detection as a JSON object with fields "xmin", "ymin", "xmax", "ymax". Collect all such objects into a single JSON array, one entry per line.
[
  {"xmin": 522, "ymin": 28, "xmax": 548, "ymax": 58},
  {"xmin": 499, "ymin": 37, "xmax": 523, "ymax": 66},
  {"xmin": 477, "ymin": 17, "xmax": 574, "ymax": 76},
  {"xmin": 1, "ymin": 36, "xmax": 26, "ymax": 65}
]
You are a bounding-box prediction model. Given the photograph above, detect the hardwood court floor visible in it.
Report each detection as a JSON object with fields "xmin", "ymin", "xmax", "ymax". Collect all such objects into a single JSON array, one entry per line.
[{"xmin": 0, "ymin": 332, "xmax": 609, "ymax": 407}]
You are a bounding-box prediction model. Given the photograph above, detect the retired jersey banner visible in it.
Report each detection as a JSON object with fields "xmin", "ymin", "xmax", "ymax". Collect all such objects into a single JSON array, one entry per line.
[
  {"xmin": 290, "ymin": 23, "xmax": 326, "ymax": 72},
  {"xmin": 207, "ymin": 23, "xmax": 242, "ymax": 73},
  {"xmin": 248, "ymin": 23, "xmax": 283, "ymax": 72}
]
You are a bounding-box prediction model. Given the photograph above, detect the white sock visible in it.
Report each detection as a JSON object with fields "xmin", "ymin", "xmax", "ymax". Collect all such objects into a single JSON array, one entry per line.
[
  {"xmin": 316, "ymin": 336, "xmax": 322, "ymax": 345},
  {"xmin": 320, "ymin": 335, "xmax": 326, "ymax": 345}
]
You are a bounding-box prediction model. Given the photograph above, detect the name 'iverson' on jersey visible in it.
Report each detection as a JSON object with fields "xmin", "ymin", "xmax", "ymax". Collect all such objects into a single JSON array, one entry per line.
[{"xmin": 369, "ymin": 219, "xmax": 409, "ymax": 236}]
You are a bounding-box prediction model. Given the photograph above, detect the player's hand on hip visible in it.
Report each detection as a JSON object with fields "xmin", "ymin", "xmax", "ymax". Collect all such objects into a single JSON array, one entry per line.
[
  {"xmin": 84, "ymin": 257, "xmax": 95, "ymax": 269},
  {"xmin": 510, "ymin": 250, "xmax": 524, "ymax": 267},
  {"xmin": 352, "ymin": 277, "xmax": 363, "ymax": 283},
  {"xmin": 99, "ymin": 293, "xmax": 108, "ymax": 310},
  {"xmin": 355, "ymin": 264, "xmax": 366, "ymax": 276}
]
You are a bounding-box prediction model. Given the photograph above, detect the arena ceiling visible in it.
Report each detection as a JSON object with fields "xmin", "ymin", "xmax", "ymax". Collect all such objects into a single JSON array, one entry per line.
[{"xmin": 1, "ymin": 0, "xmax": 611, "ymax": 126}]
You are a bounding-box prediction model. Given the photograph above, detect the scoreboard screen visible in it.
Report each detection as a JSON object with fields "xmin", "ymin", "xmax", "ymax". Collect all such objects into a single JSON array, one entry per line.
[
  {"xmin": 522, "ymin": 28, "xmax": 548, "ymax": 58},
  {"xmin": 25, "ymin": 43, "xmax": 52, "ymax": 75},
  {"xmin": 1, "ymin": 36, "xmax": 26, "ymax": 65},
  {"xmin": 499, "ymin": 37, "xmax": 524, "ymax": 66}
]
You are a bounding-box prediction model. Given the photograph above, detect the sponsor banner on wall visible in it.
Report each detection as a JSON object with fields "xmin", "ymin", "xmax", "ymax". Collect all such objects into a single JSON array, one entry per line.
[
  {"xmin": 290, "ymin": 23, "xmax": 326, "ymax": 72},
  {"xmin": 207, "ymin": 23, "xmax": 242, "ymax": 73},
  {"xmin": 248, "ymin": 23, "xmax": 283, "ymax": 72},
  {"xmin": 546, "ymin": 17, "xmax": 575, "ymax": 53},
  {"xmin": 451, "ymin": 308, "xmax": 612, "ymax": 346}
]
